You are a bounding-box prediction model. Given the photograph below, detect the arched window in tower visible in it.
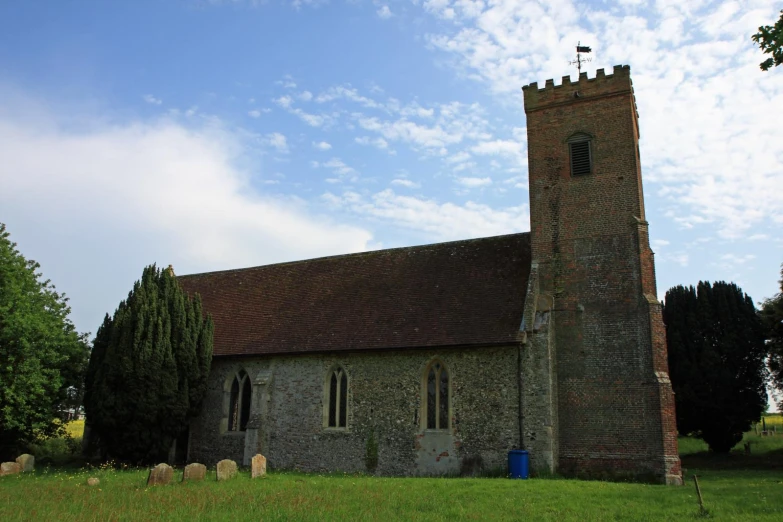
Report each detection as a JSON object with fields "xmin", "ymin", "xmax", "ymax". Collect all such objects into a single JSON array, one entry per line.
[
  {"xmin": 325, "ymin": 366, "xmax": 348, "ymax": 429},
  {"xmin": 567, "ymin": 133, "xmax": 593, "ymax": 176},
  {"xmin": 424, "ymin": 361, "xmax": 449, "ymax": 430},
  {"xmin": 228, "ymin": 370, "xmax": 252, "ymax": 432}
]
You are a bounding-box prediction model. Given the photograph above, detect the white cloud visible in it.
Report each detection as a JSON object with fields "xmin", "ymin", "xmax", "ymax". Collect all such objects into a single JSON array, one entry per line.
[
  {"xmin": 264, "ymin": 132, "xmax": 289, "ymax": 153},
  {"xmin": 391, "ymin": 179, "xmax": 421, "ymax": 188},
  {"xmin": 358, "ymin": 116, "xmax": 461, "ymax": 149},
  {"xmin": 322, "ymin": 189, "xmax": 528, "ymax": 240},
  {"xmin": 248, "ymin": 110, "xmax": 262, "ymax": 118},
  {"xmin": 445, "ymin": 151, "xmax": 471, "ymax": 164},
  {"xmin": 471, "ymin": 139, "xmax": 522, "ymax": 158},
  {"xmin": 291, "ymin": 108, "xmax": 331, "ymax": 127},
  {"xmin": 143, "ymin": 94, "xmax": 162, "ymax": 105},
  {"xmin": 273, "ymin": 95, "xmax": 294, "ymax": 109},
  {"xmin": 313, "ymin": 141, "xmax": 332, "ymax": 150},
  {"xmin": 355, "ymin": 135, "xmax": 395, "ymax": 153},
  {"xmin": 720, "ymin": 253, "xmax": 756, "ymax": 266},
  {"xmin": 418, "ymin": 0, "xmax": 783, "ymax": 239},
  {"xmin": 377, "ymin": 5, "xmax": 393, "ymax": 18},
  {"xmin": 299, "ymin": 90, "xmax": 313, "ymax": 101},
  {"xmin": 316, "ymin": 86, "xmax": 383, "ymax": 109},
  {"xmin": 323, "ymin": 158, "xmax": 357, "ymax": 176},
  {"xmin": 318, "ymin": 157, "xmax": 359, "ymax": 183},
  {"xmin": 456, "ymin": 176, "xmax": 491, "ymax": 187},
  {"xmin": 0, "ymin": 90, "xmax": 372, "ymax": 333}
]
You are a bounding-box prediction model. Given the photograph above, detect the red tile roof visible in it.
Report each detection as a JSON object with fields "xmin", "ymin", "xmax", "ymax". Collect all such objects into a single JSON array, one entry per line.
[{"xmin": 177, "ymin": 233, "xmax": 531, "ymax": 357}]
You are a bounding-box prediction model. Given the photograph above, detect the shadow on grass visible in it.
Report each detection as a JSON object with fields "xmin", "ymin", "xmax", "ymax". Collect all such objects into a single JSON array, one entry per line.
[{"xmin": 681, "ymin": 447, "xmax": 783, "ymax": 471}]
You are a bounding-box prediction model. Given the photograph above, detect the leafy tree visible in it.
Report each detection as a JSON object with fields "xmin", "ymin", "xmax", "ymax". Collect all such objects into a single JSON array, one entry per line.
[
  {"xmin": 761, "ymin": 264, "xmax": 783, "ymax": 392},
  {"xmin": 83, "ymin": 264, "xmax": 213, "ymax": 463},
  {"xmin": 752, "ymin": 10, "xmax": 783, "ymax": 71},
  {"xmin": 0, "ymin": 223, "xmax": 90, "ymax": 460},
  {"xmin": 663, "ymin": 281, "xmax": 767, "ymax": 453}
]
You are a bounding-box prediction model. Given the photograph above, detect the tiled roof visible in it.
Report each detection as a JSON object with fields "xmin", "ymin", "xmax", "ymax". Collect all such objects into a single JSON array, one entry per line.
[{"xmin": 177, "ymin": 233, "xmax": 531, "ymax": 357}]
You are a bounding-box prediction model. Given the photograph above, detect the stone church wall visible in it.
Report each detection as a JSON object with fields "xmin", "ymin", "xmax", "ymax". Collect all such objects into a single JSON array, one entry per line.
[{"xmin": 188, "ymin": 345, "xmax": 521, "ymax": 476}]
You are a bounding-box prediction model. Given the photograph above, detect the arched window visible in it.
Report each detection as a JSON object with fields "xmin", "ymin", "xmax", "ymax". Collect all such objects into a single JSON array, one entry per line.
[
  {"xmin": 424, "ymin": 360, "xmax": 449, "ymax": 430},
  {"xmin": 228, "ymin": 370, "xmax": 252, "ymax": 432},
  {"xmin": 325, "ymin": 366, "xmax": 348, "ymax": 429},
  {"xmin": 567, "ymin": 132, "xmax": 593, "ymax": 176}
]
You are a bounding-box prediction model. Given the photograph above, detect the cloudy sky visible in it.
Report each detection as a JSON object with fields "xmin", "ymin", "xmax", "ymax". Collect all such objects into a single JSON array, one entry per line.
[{"xmin": 1, "ymin": 0, "xmax": 781, "ymax": 344}]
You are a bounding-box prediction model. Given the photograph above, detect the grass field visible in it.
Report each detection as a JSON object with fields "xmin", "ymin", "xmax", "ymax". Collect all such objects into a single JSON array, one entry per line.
[
  {"xmin": 0, "ymin": 418, "xmax": 781, "ymax": 521},
  {"xmin": 65, "ymin": 419, "xmax": 85, "ymax": 438}
]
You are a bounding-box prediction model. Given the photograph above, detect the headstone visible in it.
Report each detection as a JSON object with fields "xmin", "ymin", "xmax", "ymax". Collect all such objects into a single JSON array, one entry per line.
[
  {"xmin": 16, "ymin": 454, "xmax": 34, "ymax": 472},
  {"xmin": 87, "ymin": 477, "xmax": 100, "ymax": 487},
  {"xmin": 251, "ymin": 454, "xmax": 267, "ymax": 478},
  {"xmin": 147, "ymin": 463, "xmax": 174, "ymax": 486},
  {"xmin": 182, "ymin": 463, "xmax": 207, "ymax": 482},
  {"xmin": 0, "ymin": 462, "xmax": 22, "ymax": 476},
  {"xmin": 216, "ymin": 459, "xmax": 238, "ymax": 481}
]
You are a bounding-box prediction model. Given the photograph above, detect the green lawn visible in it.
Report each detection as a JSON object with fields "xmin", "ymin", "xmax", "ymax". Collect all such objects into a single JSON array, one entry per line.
[
  {"xmin": 1, "ymin": 418, "xmax": 781, "ymax": 521},
  {"xmin": 2, "ymin": 465, "xmax": 782, "ymax": 521}
]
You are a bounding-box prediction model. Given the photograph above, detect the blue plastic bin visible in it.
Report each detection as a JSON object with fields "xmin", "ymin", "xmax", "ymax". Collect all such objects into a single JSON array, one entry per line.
[{"xmin": 508, "ymin": 450, "xmax": 529, "ymax": 479}]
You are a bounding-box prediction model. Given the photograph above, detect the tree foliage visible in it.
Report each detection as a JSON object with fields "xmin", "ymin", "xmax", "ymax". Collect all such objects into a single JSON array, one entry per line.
[
  {"xmin": 761, "ymin": 264, "xmax": 783, "ymax": 392},
  {"xmin": 752, "ymin": 10, "xmax": 783, "ymax": 71},
  {"xmin": 83, "ymin": 265, "xmax": 213, "ymax": 463},
  {"xmin": 0, "ymin": 223, "xmax": 90, "ymax": 460},
  {"xmin": 663, "ymin": 281, "xmax": 767, "ymax": 453}
]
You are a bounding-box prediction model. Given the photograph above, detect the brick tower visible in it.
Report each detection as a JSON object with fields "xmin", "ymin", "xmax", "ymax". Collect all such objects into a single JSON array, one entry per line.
[{"xmin": 522, "ymin": 65, "xmax": 682, "ymax": 484}]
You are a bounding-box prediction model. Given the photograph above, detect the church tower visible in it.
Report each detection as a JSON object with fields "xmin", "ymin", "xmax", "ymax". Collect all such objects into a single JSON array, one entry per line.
[{"xmin": 522, "ymin": 65, "xmax": 682, "ymax": 484}]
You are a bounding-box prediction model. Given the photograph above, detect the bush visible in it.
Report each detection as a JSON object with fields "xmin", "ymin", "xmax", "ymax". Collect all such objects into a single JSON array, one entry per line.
[{"xmin": 28, "ymin": 435, "xmax": 83, "ymax": 466}]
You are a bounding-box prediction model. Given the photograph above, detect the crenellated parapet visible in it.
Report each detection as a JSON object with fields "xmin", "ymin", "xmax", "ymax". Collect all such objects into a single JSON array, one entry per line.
[{"xmin": 522, "ymin": 65, "xmax": 638, "ymax": 126}]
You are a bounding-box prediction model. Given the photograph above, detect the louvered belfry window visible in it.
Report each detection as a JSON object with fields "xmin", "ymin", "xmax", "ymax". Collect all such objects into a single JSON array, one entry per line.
[{"xmin": 569, "ymin": 135, "xmax": 592, "ymax": 176}]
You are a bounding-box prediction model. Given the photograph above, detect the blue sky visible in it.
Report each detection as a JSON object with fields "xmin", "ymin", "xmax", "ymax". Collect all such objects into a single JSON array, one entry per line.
[{"xmin": 1, "ymin": 0, "xmax": 782, "ymax": 349}]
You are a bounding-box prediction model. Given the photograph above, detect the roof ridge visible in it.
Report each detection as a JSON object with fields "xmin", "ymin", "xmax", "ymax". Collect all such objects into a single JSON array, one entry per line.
[{"xmin": 179, "ymin": 231, "xmax": 529, "ymax": 279}]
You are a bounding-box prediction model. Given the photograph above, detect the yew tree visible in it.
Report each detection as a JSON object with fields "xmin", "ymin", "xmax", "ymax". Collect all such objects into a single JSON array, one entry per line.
[
  {"xmin": 761, "ymin": 264, "xmax": 783, "ymax": 392},
  {"xmin": 663, "ymin": 281, "xmax": 768, "ymax": 452},
  {"xmin": 84, "ymin": 264, "xmax": 213, "ymax": 463}
]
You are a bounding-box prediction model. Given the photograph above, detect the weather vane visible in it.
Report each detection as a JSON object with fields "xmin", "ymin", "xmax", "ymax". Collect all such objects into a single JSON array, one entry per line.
[{"xmin": 569, "ymin": 42, "xmax": 592, "ymax": 74}]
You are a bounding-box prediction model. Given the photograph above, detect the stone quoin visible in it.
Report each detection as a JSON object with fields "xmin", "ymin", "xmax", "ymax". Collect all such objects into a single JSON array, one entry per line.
[{"xmin": 176, "ymin": 65, "xmax": 682, "ymax": 485}]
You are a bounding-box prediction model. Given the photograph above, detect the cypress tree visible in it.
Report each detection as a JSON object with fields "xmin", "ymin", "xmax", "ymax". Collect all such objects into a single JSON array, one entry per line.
[
  {"xmin": 663, "ymin": 281, "xmax": 767, "ymax": 453},
  {"xmin": 761, "ymin": 265, "xmax": 783, "ymax": 393},
  {"xmin": 84, "ymin": 265, "xmax": 213, "ymax": 463}
]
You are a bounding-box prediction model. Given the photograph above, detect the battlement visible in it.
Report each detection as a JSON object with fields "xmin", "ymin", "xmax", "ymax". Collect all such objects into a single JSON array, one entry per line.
[{"xmin": 522, "ymin": 65, "xmax": 636, "ymax": 114}]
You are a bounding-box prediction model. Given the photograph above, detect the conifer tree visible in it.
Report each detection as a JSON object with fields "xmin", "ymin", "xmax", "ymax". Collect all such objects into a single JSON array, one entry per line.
[
  {"xmin": 663, "ymin": 281, "xmax": 767, "ymax": 453},
  {"xmin": 84, "ymin": 265, "xmax": 213, "ymax": 463},
  {"xmin": 761, "ymin": 264, "xmax": 783, "ymax": 392}
]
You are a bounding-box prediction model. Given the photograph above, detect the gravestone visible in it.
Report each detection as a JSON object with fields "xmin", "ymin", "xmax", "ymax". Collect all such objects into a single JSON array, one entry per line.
[
  {"xmin": 251, "ymin": 454, "xmax": 267, "ymax": 478},
  {"xmin": 87, "ymin": 477, "xmax": 100, "ymax": 487},
  {"xmin": 147, "ymin": 463, "xmax": 174, "ymax": 486},
  {"xmin": 0, "ymin": 462, "xmax": 21, "ymax": 476},
  {"xmin": 183, "ymin": 463, "xmax": 207, "ymax": 482},
  {"xmin": 216, "ymin": 459, "xmax": 238, "ymax": 481},
  {"xmin": 16, "ymin": 454, "xmax": 34, "ymax": 472}
]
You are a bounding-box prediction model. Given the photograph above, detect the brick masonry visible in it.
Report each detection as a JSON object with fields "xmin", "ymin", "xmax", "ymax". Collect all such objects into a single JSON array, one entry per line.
[{"xmin": 522, "ymin": 65, "xmax": 682, "ymax": 484}]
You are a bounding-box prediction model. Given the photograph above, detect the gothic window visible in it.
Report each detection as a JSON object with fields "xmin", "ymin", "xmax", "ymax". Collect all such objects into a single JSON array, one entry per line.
[
  {"xmin": 228, "ymin": 370, "xmax": 251, "ymax": 432},
  {"xmin": 568, "ymin": 133, "xmax": 592, "ymax": 176},
  {"xmin": 424, "ymin": 360, "xmax": 449, "ymax": 430},
  {"xmin": 325, "ymin": 366, "xmax": 348, "ymax": 429}
]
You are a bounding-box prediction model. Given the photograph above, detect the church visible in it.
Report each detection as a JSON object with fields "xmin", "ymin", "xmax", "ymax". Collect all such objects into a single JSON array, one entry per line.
[{"xmin": 178, "ymin": 65, "xmax": 683, "ymax": 485}]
